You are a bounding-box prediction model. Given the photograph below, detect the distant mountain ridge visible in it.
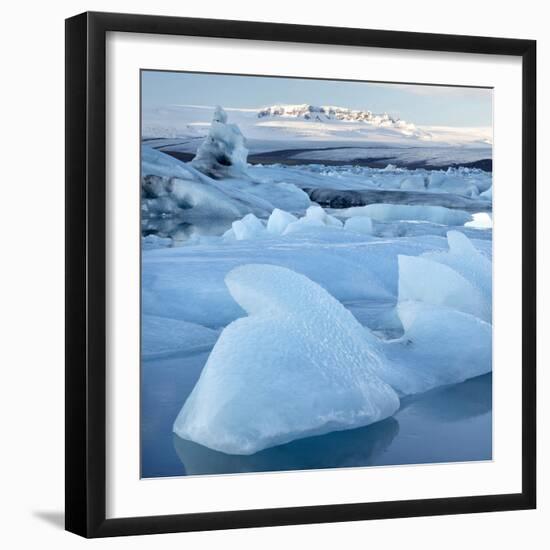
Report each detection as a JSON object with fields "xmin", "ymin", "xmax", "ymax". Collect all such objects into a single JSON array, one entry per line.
[
  {"xmin": 256, "ymin": 103, "xmax": 432, "ymax": 142},
  {"xmin": 141, "ymin": 103, "xmax": 493, "ymax": 156},
  {"xmin": 258, "ymin": 104, "xmax": 401, "ymax": 125}
]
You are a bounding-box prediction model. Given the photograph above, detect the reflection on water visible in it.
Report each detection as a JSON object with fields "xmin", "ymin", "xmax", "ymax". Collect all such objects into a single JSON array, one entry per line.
[
  {"xmin": 399, "ymin": 374, "xmax": 492, "ymax": 423},
  {"xmin": 173, "ymin": 417, "xmax": 399, "ymax": 476},
  {"xmin": 141, "ymin": 337, "xmax": 492, "ymax": 478},
  {"xmin": 167, "ymin": 374, "xmax": 492, "ymax": 478}
]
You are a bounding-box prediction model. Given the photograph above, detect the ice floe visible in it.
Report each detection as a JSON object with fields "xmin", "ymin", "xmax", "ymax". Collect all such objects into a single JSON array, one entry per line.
[
  {"xmin": 173, "ymin": 230, "xmax": 492, "ymax": 453},
  {"xmin": 344, "ymin": 216, "xmax": 374, "ymax": 235},
  {"xmin": 173, "ymin": 264, "xmax": 400, "ymax": 455},
  {"xmin": 341, "ymin": 203, "xmax": 472, "ymax": 226}
]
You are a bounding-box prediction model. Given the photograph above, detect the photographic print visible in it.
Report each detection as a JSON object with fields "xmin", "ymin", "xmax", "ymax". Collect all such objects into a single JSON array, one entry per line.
[{"xmin": 140, "ymin": 70, "xmax": 493, "ymax": 479}]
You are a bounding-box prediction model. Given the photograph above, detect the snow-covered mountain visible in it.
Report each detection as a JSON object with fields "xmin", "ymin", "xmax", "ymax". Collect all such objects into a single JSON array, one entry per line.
[
  {"xmin": 259, "ymin": 104, "xmax": 394, "ymax": 124},
  {"xmin": 142, "ymin": 104, "xmax": 492, "ymax": 168},
  {"xmin": 256, "ymin": 104, "xmax": 428, "ymax": 136}
]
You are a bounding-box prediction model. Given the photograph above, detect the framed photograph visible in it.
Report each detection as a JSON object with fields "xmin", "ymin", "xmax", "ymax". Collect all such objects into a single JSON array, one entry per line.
[{"xmin": 65, "ymin": 11, "xmax": 536, "ymax": 538}]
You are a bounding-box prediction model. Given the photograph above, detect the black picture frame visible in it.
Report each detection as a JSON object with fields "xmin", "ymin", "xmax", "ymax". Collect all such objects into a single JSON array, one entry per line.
[{"xmin": 65, "ymin": 11, "xmax": 536, "ymax": 538}]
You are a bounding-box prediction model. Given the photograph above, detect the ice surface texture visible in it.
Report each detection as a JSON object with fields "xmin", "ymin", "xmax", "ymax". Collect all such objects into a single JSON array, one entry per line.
[{"xmin": 173, "ymin": 264, "xmax": 400, "ymax": 455}]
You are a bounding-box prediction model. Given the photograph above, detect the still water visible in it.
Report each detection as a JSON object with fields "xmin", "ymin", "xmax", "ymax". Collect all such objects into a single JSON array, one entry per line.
[{"xmin": 141, "ymin": 346, "xmax": 492, "ymax": 478}]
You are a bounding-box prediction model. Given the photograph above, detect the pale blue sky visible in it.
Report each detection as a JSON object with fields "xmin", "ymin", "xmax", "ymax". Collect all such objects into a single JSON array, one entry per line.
[{"xmin": 142, "ymin": 70, "xmax": 492, "ymax": 127}]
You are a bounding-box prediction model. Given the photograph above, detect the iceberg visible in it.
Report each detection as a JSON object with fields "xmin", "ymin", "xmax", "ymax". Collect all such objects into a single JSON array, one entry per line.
[
  {"xmin": 304, "ymin": 205, "xmax": 343, "ymax": 227},
  {"xmin": 480, "ymin": 185, "xmax": 493, "ymax": 201},
  {"xmin": 173, "ymin": 264, "xmax": 400, "ymax": 455},
  {"xmin": 191, "ymin": 106, "xmax": 249, "ymax": 178},
  {"xmin": 428, "ymin": 171, "xmax": 447, "ymax": 188},
  {"xmin": 400, "ymin": 175, "xmax": 426, "ymax": 190},
  {"xmin": 141, "ymin": 147, "xmax": 264, "ymax": 220},
  {"xmin": 423, "ymin": 230, "xmax": 492, "ymax": 308},
  {"xmin": 231, "ymin": 213, "xmax": 267, "ymax": 241},
  {"xmin": 384, "ymin": 231, "xmax": 492, "ymax": 394},
  {"xmin": 465, "ymin": 212, "xmax": 493, "ymax": 229},
  {"xmin": 430, "ymin": 174, "xmax": 479, "ymax": 197},
  {"xmin": 283, "ymin": 205, "xmax": 343, "ymax": 235},
  {"xmin": 283, "ymin": 217, "xmax": 325, "ymax": 234},
  {"xmin": 344, "ymin": 216, "xmax": 373, "ymax": 235},
  {"xmin": 397, "ymin": 254, "xmax": 491, "ymax": 322},
  {"xmin": 266, "ymin": 208, "xmax": 298, "ymax": 235},
  {"xmin": 141, "ymin": 145, "xmax": 310, "ymax": 223},
  {"xmin": 384, "ymin": 302, "xmax": 492, "ymax": 395},
  {"xmin": 173, "ymin": 232, "xmax": 492, "ymax": 453},
  {"xmin": 341, "ymin": 203, "xmax": 472, "ymax": 226}
]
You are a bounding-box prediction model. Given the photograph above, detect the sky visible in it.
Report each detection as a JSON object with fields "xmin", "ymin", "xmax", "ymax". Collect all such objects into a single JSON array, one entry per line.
[{"xmin": 142, "ymin": 70, "xmax": 492, "ymax": 128}]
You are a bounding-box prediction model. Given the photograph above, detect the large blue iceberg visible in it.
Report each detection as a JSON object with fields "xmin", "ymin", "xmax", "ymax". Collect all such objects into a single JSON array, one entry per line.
[
  {"xmin": 173, "ymin": 231, "xmax": 492, "ymax": 455},
  {"xmin": 173, "ymin": 264, "xmax": 400, "ymax": 455}
]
